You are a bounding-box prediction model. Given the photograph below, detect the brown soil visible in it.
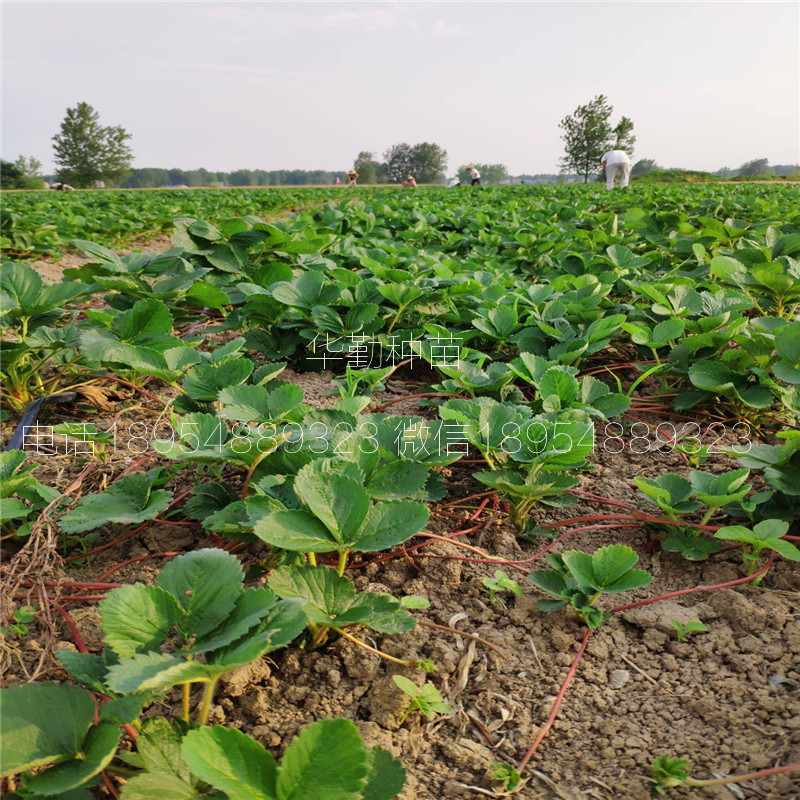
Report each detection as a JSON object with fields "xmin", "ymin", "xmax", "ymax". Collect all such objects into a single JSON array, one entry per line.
[{"xmin": 3, "ymin": 250, "xmax": 799, "ymax": 800}]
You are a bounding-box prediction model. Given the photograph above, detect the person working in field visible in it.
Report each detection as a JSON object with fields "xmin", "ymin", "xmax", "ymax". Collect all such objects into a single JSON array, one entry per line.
[
  {"xmin": 401, "ymin": 175, "xmax": 418, "ymax": 188},
  {"xmin": 346, "ymin": 169, "xmax": 359, "ymax": 187},
  {"xmin": 448, "ymin": 175, "xmax": 461, "ymax": 187},
  {"xmin": 600, "ymin": 149, "xmax": 631, "ymax": 189},
  {"xmin": 468, "ymin": 165, "xmax": 481, "ymax": 185}
]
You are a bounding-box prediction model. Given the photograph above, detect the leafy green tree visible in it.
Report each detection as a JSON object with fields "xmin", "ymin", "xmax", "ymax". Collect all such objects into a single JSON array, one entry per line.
[
  {"xmin": 408, "ymin": 142, "xmax": 448, "ymax": 183},
  {"xmin": 612, "ymin": 116, "xmax": 636, "ymax": 154},
  {"xmin": 1, "ymin": 157, "xmax": 44, "ymax": 189},
  {"xmin": 1, "ymin": 159, "xmax": 25, "ymax": 189},
  {"xmin": 52, "ymin": 102, "xmax": 133, "ymax": 187},
  {"xmin": 631, "ymin": 158, "xmax": 658, "ymax": 177},
  {"xmin": 559, "ymin": 95, "xmax": 635, "ymax": 183},
  {"xmin": 228, "ymin": 169, "xmax": 255, "ymax": 186},
  {"xmin": 739, "ymin": 158, "xmax": 770, "ymax": 177},
  {"xmin": 383, "ymin": 143, "xmax": 414, "ymax": 183},
  {"xmin": 353, "ymin": 151, "xmax": 379, "ymax": 184}
]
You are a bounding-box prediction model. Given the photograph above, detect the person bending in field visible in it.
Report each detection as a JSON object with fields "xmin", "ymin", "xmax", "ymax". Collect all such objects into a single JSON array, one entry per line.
[
  {"xmin": 468, "ymin": 165, "xmax": 481, "ymax": 185},
  {"xmin": 401, "ymin": 175, "xmax": 418, "ymax": 188},
  {"xmin": 346, "ymin": 169, "xmax": 359, "ymax": 187},
  {"xmin": 600, "ymin": 149, "xmax": 631, "ymax": 189},
  {"xmin": 448, "ymin": 175, "xmax": 461, "ymax": 188}
]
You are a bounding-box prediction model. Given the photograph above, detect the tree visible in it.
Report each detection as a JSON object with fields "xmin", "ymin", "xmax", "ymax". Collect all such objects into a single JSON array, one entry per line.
[
  {"xmin": 408, "ymin": 142, "xmax": 448, "ymax": 183},
  {"xmin": 612, "ymin": 116, "xmax": 636, "ymax": 154},
  {"xmin": 383, "ymin": 143, "xmax": 414, "ymax": 183},
  {"xmin": 52, "ymin": 102, "xmax": 133, "ymax": 187},
  {"xmin": 1, "ymin": 156, "xmax": 44, "ymax": 189},
  {"xmin": 559, "ymin": 95, "xmax": 635, "ymax": 183},
  {"xmin": 353, "ymin": 151, "xmax": 380, "ymax": 184},
  {"xmin": 631, "ymin": 158, "xmax": 658, "ymax": 178},
  {"xmin": 0, "ymin": 160, "xmax": 25, "ymax": 189},
  {"xmin": 738, "ymin": 158, "xmax": 770, "ymax": 177}
]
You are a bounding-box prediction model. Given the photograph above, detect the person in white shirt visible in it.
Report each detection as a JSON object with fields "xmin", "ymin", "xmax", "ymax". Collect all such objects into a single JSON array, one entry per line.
[
  {"xmin": 600, "ymin": 150, "xmax": 631, "ymax": 190},
  {"xmin": 448, "ymin": 175, "xmax": 461, "ymax": 188},
  {"xmin": 468, "ymin": 165, "xmax": 481, "ymax": 185}
]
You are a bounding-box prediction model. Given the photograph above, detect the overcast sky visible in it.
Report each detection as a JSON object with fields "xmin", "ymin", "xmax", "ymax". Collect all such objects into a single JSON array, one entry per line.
[{"xmin": 2, "ymin": 1, "xmax": 798, "ymax": 175}]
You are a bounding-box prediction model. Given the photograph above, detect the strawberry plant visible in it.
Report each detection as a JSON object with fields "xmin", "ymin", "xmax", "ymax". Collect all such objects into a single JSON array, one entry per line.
[
  {"xmin": 253, "ymin": 460, "xmax": 430, "ymax": 572},
  {"xmin": 714, "ymin": 519, "xmax": 799, "ymax": 579},
  {"xmin": 481, "ymin": 570, "xmax": 523, "ymax": 606},
  {"xmin": 392, "ymin": 675, "xmax": 452, "ymax": 723},
  {"xmin": 0, "ymin": 683, "xmax": 405, "ymax": 800},
  {"xmin": 529, "ymin": 544, "xmax": 652, "ymax": 628},
  {"xmin": 0, "ymin": 451, "xmax": 60, "ymax": 540},
  {"xmin": 58, "ymin": 549, "xmax": 306, "ymax": 724},
  {"xmin": 268, "ymin": 563, "xmax": 417, "ymax": 651},
  {"xmin": 671, "ymin": 620, "xmax": 708, "ymax": 642},
  {"xmin": 634, "ymin": 469, "xmax": 753, "ymax": 559}
]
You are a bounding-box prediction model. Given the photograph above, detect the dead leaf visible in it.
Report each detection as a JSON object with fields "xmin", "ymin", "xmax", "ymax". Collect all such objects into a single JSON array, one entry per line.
[{"xmin": 75, "ymin": 384, "xmax": 116, "ymax": 412}]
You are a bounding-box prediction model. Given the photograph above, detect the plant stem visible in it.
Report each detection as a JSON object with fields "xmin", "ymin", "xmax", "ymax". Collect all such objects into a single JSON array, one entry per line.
[
  {"xmin": 517, "ymin": 629, "xmax": 591, "ymax": 772},
  {"xmin": 308, "ymin": 552, "xmax": 317, "ymax": 567},
  {"xmin": 335, "ymin": 628, "xmax": 416, "ymax": 667},
  {"xmin": 337, "ymin": 549, "xmax": 349, "ymax": 576},
  {"xmin": 686, "ymin": 762, "xmax": 799, "ymax": 787},
  {"xmin": 182, "ymin": 682, "xmax": 191, "ymax": 722},
  {"xmin": 198, "ymin": 677, "xmax": 219, "ymax": 725}
]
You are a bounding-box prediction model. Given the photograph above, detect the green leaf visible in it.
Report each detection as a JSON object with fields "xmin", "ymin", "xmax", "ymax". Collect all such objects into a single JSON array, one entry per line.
[
  {"xmin": 364, "ymin": 461, "xmax": 429, "ymax": 501},
  {"xmin": 0, "ymin": 683, "xmax": 95, "ymax": 776},
  {"xmin": 182, "ymin": 726, "xmax": 277, "ymax": 800},
  {"xmin": 191, "ymin": 587, "xmax": 279, "ymax": 653},
  {"xmin": 362, "ymin": 747, "xmax": 406, "ymax": 800},
  {"xmin": 157, "ymin": 549, "xmax": 244, "ymax": 639},
  {"xmin": 137, "ymin": 719, "xmax": 194, "ymax": 783},
  {"xmin": 119, "ymin": 772, "xmax": 200, "ymax": 800},
  {"xmin": 59, "ymin": 472, "xmax": 172, "ymax": 535},
  {"xmin": 254, "ymin": 509, "xmax": 341, "ymax": 553},
  {"xmin": 293, "ymin": 467, "xmax": 371, "ymax": 543},
  {"xmin": 23, "ymin": 722, "xmax": 120, "ymax": 796},
  {"xmin": 105, "ymin": 652, "xmax": 226, "ymax": 695},
  {"xmin": 56, "ymin": 651, "xmax": 108, "ymax": 693},
  {"xmin": 528, "ymin": 569, "xmax": 567, "ymax": 598},
  {"xmin": 268, "ymin": 565, "xmax": 415, "ymax": 633},
  {"xmin": 355, "ymin": 502, "xmax": 429, "ymax": 552},
  {"xmin": 99, "ymin": 584, "xmax": 182, "ymax": 658},
  {"xmin": 276, "ymin": 718, "xmax": 370, "ymax": 800}
]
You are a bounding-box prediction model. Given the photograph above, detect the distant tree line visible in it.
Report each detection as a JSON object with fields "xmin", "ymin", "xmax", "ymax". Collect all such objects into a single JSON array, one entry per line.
[{"xmin": 117, "ymin": 168, "xmax": 341, "ymax": 188}]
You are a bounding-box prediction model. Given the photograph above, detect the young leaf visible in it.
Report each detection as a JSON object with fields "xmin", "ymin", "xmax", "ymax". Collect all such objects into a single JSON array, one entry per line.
[{"xmin": 268, "ymin": 565, "xmax": 415, "ymax": 634}]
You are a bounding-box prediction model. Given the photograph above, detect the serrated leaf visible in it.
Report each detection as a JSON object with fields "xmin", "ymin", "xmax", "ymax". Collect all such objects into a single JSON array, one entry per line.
[
  {"xmin": 182, "ymin": 726, "xmax": 277, "ymax": 800},
  {"xmin": 362, "ymin": 747, "xmax": 406, "ymax": 800},
  {"xmin": 100, "ymin": 584, "xmax": 182, "ymax": 658},
  {"xmin": 157, "ymin": 549, "xmax": 244, "ymax": 639},
  {"xmin": 59, "ymin": 472, "xmax": 172, "ymax": 534},
  {"xmin": 276, "ymin": 718, "xmax": 369, "ymax": 800}
]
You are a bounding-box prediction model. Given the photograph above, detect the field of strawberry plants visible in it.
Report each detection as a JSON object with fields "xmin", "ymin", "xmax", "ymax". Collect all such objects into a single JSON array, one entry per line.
[
  {"xmin": 1, "ymin": 183, "xmax": 799, "ymax": 800},
  {"xmin": 0, "ymin": 187, "xmax": 348, "ymax": 258}
]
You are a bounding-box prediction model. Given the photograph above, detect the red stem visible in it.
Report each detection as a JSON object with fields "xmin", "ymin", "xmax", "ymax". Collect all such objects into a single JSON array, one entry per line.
[
  {"xmin": 517, "ymin": 629, "xmax": 591, "ymax": 771},
  {"xmin": 611, "ymin": 552, "xmax": 776, "ymax": 613}
]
